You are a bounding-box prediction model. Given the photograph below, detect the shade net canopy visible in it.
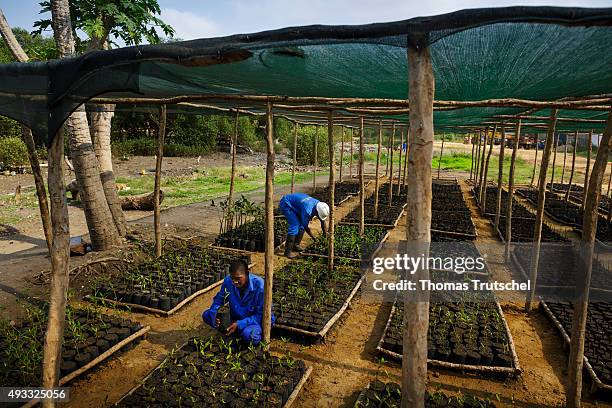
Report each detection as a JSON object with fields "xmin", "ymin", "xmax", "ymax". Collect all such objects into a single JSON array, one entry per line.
[{"xmin": 0, "ymin": 6, "xmax": 611, "ymax": 142}]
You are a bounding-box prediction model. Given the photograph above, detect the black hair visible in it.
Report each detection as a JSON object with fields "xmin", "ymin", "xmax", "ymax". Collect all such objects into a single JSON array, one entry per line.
[{"xmin": 229, "ymin": 259, "xmax": 249, "ymax": 275}]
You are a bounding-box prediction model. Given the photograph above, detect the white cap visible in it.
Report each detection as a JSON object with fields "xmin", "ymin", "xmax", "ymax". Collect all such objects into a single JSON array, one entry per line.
[{"xmin": 316, "ymin": 202, "xmax": 330, "ymax": 221}]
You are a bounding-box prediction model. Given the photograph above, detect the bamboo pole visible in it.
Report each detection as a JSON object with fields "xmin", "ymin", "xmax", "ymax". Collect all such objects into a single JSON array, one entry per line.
[
  {"xmin": 154, "ymin": 105, "xmax": 166, "ymax": 258},
  {"xmin": 481, "ymin": 124, "xmax": 496, "ymax": 213},
  {"xmin": 397, "ymin": 126, "xmax": 403, "ymax": 194},
  {"xmin": 561, "ymin": 132, "xmax": 568, "ymax": 185},
  {"xmin": 582, "ymin": 130, "xmax": 593, "ymax": 210},
  {"xmin": 350, "ymin": 127, "xmax": 354, "ymax": 179},
  {"xmin": 549, "ymin": 132, "xmax": 559, "ymax": 192},
  {"xmin": 359, "ymin": 117, "xmax": 365, "ymax": 236},
  {"xmin": 291, "ymin": 122, "xmax": 298, "ymax": 193},
  {"xmin": 327, "ymin": 111, "xmax": 335, "ymax": 272},
  {"xmin": 437, "ymin": 132, "xmax": 445, "ymax": 179},
  {"xmin": 566, "ymin": 111, "xmax": 611, "ymax": 408},
  {"xmin": 469, "ymin": 133, "xmax": 476, "ymax": 180},
  {"xmin": 228, "ymin": 110, "xmax": 239, "ymax": 209},
  {"xmin": 388, "ymin": 123, "xmax": 395, "ymax": 206},
  {"xmin": 374, "ymin": 120, "xmax": 383, "ymax": 218},
  {"xmin": 526, "ymin": 109, "xmax": 557, "ymax": 311},
  {"xmin": 478, "ymin": 127, "xmax": 489, "ymax": 201},
  {"xmin": 339, "ymin": 126, "xmax": 345, "ymax": 182},
  {"xmin": 402, "ymin": 125, "xmax": 409, "ymax": 190},
  {"xmin": 313, "ymin": 125, "xmax": 319, "ymax": 192},
  {"xmin": 566, "ymin": 131, "xmax": 578, "ymax": 201},
  {"xmin": 531, "ymin": 133, "xmax": 539, "ymax": 186},
  {"xmin": 41, "ymin": 127, "xmax": 70, "ymax": 404},
  {"xmin": 504, "ymin": 120, "xmax": 522, "ymax": 262},
  {"xmin": 402, "ymin": 39, "xmax": 433, "ymax": 408},
  {"xmin": 494, "ymin": 124, "xmax": 506, "ymax": 230},
  {"xmin": 262, "ymin": 102, "xmax": 275, "ymax": 349}
]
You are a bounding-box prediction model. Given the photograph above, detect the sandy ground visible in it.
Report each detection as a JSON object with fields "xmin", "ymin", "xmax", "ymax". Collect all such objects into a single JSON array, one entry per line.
[{"xmin": 0, "ymin": 151, "xmax": 611, "ymax": 407}]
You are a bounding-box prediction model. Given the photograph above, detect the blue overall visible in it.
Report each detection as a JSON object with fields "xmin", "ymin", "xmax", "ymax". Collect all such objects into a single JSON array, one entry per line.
[
  {"xmin": 202, "ymin": 273, "xmax": 274, "ymax": 345},
  {"xmin": 279, "ymin": 193, "xmax": 319, "ymax": 236}
]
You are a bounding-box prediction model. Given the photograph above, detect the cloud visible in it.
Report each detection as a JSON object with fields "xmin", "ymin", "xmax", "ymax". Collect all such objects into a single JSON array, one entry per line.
[{"xmin": 160, "ymin": 8, "xmax": 222, "ymax": 40}]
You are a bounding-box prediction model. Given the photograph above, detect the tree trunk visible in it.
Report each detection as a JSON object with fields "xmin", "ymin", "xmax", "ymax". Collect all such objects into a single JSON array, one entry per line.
[
  {"xmin": 228, "ymin": 110, "xmax": 239, "ymax": 206},
  {"xmin": 41, "ymin": 128, "xmax": 70, "ymax": 408},
  {"xmin": 359, "ymin": 117, "xmax": 365, "ymax": 236},
  {"xmin": 469, "ymin": 133, "xmax": 475, "ymax": 180},
  {"xmin": 561, "ymin": 133, "xmax": 568, "ymax": 185},
  {"xmin": 90, "ymin": 103, "xmax": 127, "ymax": 237},
  {"xmin": 51, "ymin": 0, "xmax": 120, "ymax": 251},
  {"xmin": 437, "ymin": 132, "xmax": 445, "ymax": 179},
  {"xmin": 480, "ymin": 125, "xmax": 496, "ymax": 214},
  {"xmin": 313, "ymin": 125, "xmax": 318, "ymax": 192},
  {"xmin": 566, "ymin": 132, "xmax": 578, "ymax": 201},
  {"xmin": 374, "ymin": 121, "xmax": 382, "ymax": 218},
  {"xmin": 478, "ymin": 128, "xmax": 489, "ymax": 202},
  {"xmin": 388, "ymin": 124, "xmax": 395, "ymax": 206},
  {"xmin": 262, "ymin": 102, "xmax": 275, "ymax": 349},
  {"xmin": 531, "ymin": 134, "xmax": 539, "ymax": 186},
  {"xmin": 402, "ymin": 41, "xmax": 433, "ymax": 408},
  {"xmin": 504, "ymin": 121, "xmax": 522, "ymax": 261},
  {"xmin": 494, "ymin": 125, "xmax": 506, "ymax": 230},
  {"xmin": 549, "ymin": 132, "xmax": 559, "ymax": 193},
  {"xmin": 291, "ymin": 122, "xmax": 298, "ymax": 192},
  {"xmin": 582, "ymin": 130, "xmax": 593, "ymax": 210},
  {"xmin": 0, "ymin": 7, "xmax": 53, "ymax": 253},
  {"xmin": 526, "ymin": 109, "xmax": 557, "ymax": 311},
  {"xmin": 327, "ymin": 112, "xmax": 335, "ymax": 272},
  {"xmin": 154, "ymin": 105, "xmax": 166, "ymax": 258},
  {"xmin": 566, "ymin": 112, "xmax": 611, "ymax": 408}
]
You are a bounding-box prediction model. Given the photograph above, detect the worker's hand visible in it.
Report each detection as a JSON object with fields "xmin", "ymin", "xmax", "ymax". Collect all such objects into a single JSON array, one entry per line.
[
  {"xmin": 215, "ymin": 317, "xmax": 221, "ymax": 328},
  {"xmin": 226, "ymin": 322, "xmax": 238, "ymax": 335}
]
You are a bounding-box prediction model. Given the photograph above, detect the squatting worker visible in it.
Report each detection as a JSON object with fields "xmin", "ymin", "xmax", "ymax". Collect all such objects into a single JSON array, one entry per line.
[
  {"xmin": 201, "ymin": 259, "xmax": 274, "ymax": 345},
  {"xmin": 279, "ymin": 192, "xmax": 329, "ymax": 259}
]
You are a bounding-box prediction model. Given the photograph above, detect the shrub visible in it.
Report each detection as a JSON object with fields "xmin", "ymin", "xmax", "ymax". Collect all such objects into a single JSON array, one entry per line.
[{"xmin": 0, "ymin": 136, "xmax": 29, "ymax": 169}]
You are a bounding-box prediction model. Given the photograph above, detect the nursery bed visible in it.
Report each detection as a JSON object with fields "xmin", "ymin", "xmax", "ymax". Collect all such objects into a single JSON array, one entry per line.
[
  {"xmin": 340, "ymin": 202, "xmax": 406, "ymax": 227},
  {"xmin": 492, "ymin": 215, "xmax": 568, "ymax": 243},
  {"xmin": 273, "ymin": 260, "xmax": 364, "ymax": 338},
  {"xmin": 540, "ymin": 300, "xmax": 612, "ymax": 395},
  {"xmin": 354, "ymin": 380, "xmax": 498, "ymax": 407},
  {"xmin": 302, "ymin": 224, "xmax": 390, "ymax": 262},
  {"xmin": 214, "ymin": 218, "xmax": 288, "ymax": 252},
  {"xmin": 89, "ymin": 245, "xmax": 253, "ymax": 315},
  {"xmin": 114, "ymin": 337, "xmax": 312, "ymax": 408},
  {"xmin": 431, "ymin": 211, "xmax": 477, "ymax": 239},
  {"xmin": 376, "ymin": 289, "xmax": 521, "ymax": 376}
]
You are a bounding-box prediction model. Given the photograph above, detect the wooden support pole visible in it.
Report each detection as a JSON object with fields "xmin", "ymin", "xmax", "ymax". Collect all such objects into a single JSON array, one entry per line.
[
  {"xmin": 402, "ymin": 125, "xmax": 409, "ymax": 190},
  {"xmin": 386, "ymin": 129, "xmax": 390, "ymax": 177},
  {"xmin": 437, "ymin": 132, "xmax": 445, "ymax": 179},
  {"xmin": 327, "ymin": 111, "xmax": 335, "ymax": 272},
  {"xmin": 228, "ymin": 110, "xmax": 239, "ymax": 208},
  {"xmin": 480, "ymin": 124, "xmax": 496, "ymax": 213},
  {"xmin": 526, "ymin": 109, "xmax": 557, "ymax": 311},
  {"xmin": 469, "ymin": 133, "xmax": 476, "ymax": 180},
  {"xmin": 388, "ymin": 124, "xmax": 395, "ymax": 206},
  {"xmin": 339, "ymin": 126, "xmax": 345, "ymax": 182},
  {"xmin": 291, "ymin": 122, "xmax": 298, "ymax": 193},
  {"xmin": 402, "ymin": 40, "xmax": 433, "ymax": 408},
  {"xmin": 154, "ymin": 105, "xmax": 166, "ymax": 258},
  {"xmin": 566, "ymin": 111, "xmax": 612, "ymax": 408},
  {"xmin": 494, "ymin": 124, "xmax": 506, "ymax": 230},
  {"xmin": 561, "ymin": 132, "xmax": 568, "ymax": 185},
  {"xmin": 350, "ymin": 127, "xmax": 354, "ymax": 179},
  {"xmin": 313, "ymin": 125, "xmax": 319, "ymax": 192},
  {"xmin": 478, "ymin": 127, "xmax": 489, "ymax": 201},
  {"xmin": 566, "ymin": 131, "xmax": 578, "ymax": 201},
  {"xmin": 397, "ymin": 127, "xmax": 403, "ymax": 194},
  {"xmin": 41, "ymin": 128, "xmax": 71, "ymax": 403},
  {"xmin": 374, "ymin": 120, "xmax": 383, "ymax": 218},
  {"xmin": 504, "ymin": 120, "xmax": 522, "ymax": 262},
  {"xmin": 359, "ymin": 117, "xmax": 365, "ymax": 236},
  {"xmin": 262, "ymin": 101, "xmax": 275, "ymax": 349},
  {"xmin": 550, "ymin": 132, "xmax": 559, "ymax": 192},
  {"xmin": 474, "ymin": 130, "xmax": 482, "ymax": 185},
  {"xmin": 582, "ymin": 130, "xmax": 593, "ymax": 210},
  {"xmin": 531, "ymin": 133, "xmax": 539, "ymax": 187}
]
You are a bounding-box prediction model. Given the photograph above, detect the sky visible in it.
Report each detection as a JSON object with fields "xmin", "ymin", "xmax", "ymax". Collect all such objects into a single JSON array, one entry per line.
[{"xmin": 2, "ymin": 0, "xmax": 612, "ymax": 43}]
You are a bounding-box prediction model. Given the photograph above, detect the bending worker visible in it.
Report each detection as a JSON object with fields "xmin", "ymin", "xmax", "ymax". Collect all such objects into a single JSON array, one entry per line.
[
  {"xmin": 279, "ymin": 192, "xmax": 329, "ymax": 258},
  {"xmin": 202, "ymin": 259, "xmax": 273, "ymax": 345}
]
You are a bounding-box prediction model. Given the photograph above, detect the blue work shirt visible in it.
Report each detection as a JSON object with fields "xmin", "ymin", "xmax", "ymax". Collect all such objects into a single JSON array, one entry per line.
[
  {"xmin": 280, "ymin": 193, "xmax": 319, "ymax": 230},
  {"xmin": 208, "ymin": 273, "xmax": 273, "ymax": 330}
]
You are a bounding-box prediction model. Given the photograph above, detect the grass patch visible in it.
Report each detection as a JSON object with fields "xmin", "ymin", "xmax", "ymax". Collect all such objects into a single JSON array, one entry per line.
[
  {"xmin": 0, "ymin": 191, "xmax": 40, "ymax": 225},
  {"xmin": 116, "ymin": 166, "xmax": 323, "ymax": 208}
]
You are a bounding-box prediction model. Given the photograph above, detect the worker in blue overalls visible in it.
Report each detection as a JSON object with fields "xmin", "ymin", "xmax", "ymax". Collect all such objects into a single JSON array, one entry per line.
[
  {"xmin": 279, "ymin": 192, "xmax": 329, "ymax": 259},
  {"xmin": 201, "ymin": 259, "xmax": 273, "ymax": 345}
]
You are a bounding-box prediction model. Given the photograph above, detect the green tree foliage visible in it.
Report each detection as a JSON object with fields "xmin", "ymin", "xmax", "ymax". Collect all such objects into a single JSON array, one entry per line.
[{"xmin": 0, "ymin": 136, "xmax": 29, "ymax": 169}]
